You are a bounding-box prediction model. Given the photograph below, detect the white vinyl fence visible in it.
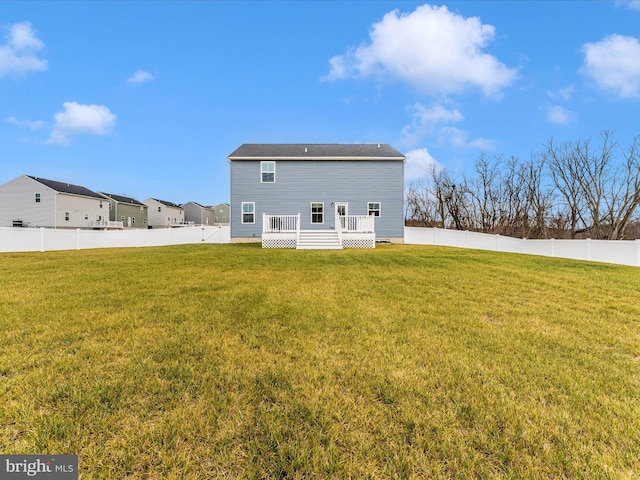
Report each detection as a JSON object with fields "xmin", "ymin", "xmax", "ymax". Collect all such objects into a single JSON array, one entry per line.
[
  {"xmin": 0, "ymin": 225, "xmax": 230, "ymax": 253},
  {"xmin": 405, "ymin": 227, "xmax": 640, "ymax": 267}
]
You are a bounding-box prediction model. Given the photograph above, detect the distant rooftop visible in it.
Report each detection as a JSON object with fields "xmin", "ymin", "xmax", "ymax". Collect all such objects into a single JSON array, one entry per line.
[
  {"xmin": 228, "ymin": 144, "xmax": 405, "ymax": 160},
  {"xmin": 28, "ymin": 175, "xmax": 104, "ymax": 200},
  {"xmin": 100, "ymin": 192, "xmax": 145, "ymax": 206},
  {"xmin": 149, "ymin": 198, "xmax": 182, "ymax": 209}
]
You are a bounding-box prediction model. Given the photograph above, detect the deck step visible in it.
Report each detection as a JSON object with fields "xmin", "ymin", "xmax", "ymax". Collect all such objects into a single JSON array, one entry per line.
[{"xmin": 296, "ymin": 230, "xmax": 343, "ymax": 250}]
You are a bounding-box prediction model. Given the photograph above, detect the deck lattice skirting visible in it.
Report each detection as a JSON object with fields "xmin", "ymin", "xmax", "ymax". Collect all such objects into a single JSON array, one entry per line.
[{"xmin": 262, "ymin": 213, "xmax": 375, "ymax": 249}]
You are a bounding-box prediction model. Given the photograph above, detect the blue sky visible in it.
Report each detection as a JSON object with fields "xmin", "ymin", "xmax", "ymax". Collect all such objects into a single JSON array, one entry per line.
[{"xmin": 2, "ymin": 1, "xmax": 640, "ymax": 205}]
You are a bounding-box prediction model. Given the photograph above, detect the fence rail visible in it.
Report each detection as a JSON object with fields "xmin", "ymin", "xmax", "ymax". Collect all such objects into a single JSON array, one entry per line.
[
  {"xmin": 405, "ymin": 227, "xmax": 640, "ymax": 267},
  {"xmin": 0, "ymin": 226, "xmax": 230, "ymax": 253}
]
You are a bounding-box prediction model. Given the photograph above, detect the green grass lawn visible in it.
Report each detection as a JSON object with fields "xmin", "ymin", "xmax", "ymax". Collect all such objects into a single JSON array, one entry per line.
[{"xmin": 1, "ymin": 244, "xmax": 639, "ymax": 478}]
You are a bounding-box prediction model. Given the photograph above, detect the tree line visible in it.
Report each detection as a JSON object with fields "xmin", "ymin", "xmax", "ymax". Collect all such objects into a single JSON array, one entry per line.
[{"xmin": 405, "ymin": 131, "xmax": 640, "ymax": 240}]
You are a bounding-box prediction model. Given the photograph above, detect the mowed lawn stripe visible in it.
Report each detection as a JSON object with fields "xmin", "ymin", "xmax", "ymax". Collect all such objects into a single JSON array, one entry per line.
[{"xmin": 0, "ymin": 244, "xmax": 639, "ymax": 478}]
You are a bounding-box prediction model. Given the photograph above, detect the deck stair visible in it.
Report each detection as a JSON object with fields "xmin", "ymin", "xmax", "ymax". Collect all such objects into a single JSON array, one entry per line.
[{"xmin": 296, "ymin": 230, "xmax": 343, "ymax": 250}]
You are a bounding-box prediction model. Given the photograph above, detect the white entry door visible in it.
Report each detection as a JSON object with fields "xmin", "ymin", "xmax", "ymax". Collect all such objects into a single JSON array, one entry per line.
[{"xmin": 335, "ymin": 202, "xmax": 348, "ymax": 229}]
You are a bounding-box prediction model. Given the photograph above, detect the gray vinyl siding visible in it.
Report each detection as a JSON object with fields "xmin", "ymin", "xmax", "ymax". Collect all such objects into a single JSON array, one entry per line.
[
  {"xmin": 230, "ymin": 160, "xmax": 404, "ymax": 239},
  {"xmin": 115, "ymin": 204, "xmax": 148, "ymax": 228},
  {"xmin": 183, "ymin": 202, "xmax": 216, "ymax": 225}
]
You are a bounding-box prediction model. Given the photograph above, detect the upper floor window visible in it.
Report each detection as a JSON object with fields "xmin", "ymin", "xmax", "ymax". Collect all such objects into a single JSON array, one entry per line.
[
  {"xmin": 99, "ymin": 201, "xmax": 103, "ymax": 208},
  {"xmin": 368, "ymin": 202, "xmax": 381, "ymax": 217},
  {"xmin": 35, "ymin": 193, "xmax": 41, "ymax": 203},
  {"xmin": 261, "ymin": 161, "xmax": 275, "ymax": 183}
]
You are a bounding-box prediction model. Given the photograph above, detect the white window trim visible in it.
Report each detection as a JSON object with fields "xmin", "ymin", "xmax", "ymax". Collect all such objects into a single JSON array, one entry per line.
[
  {"xmin": 311, "ymin": 202, "xmax": 324, "ymax": 224},
  {"xmin": 261, "ymin": 161, "xmax": 276, "ymax": 183},
  {"xmin": 368, "ymin": 201, "xmax": 381, "ymax": 217},
  {"xmin": 242, "ymin": 202, "xmax": 255, "ymax": 224}
]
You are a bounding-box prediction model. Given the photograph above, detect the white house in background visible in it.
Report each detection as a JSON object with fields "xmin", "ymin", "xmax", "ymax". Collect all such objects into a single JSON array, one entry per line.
[
  {"xmin": 211, "ymin": 202, "xmax": 230, "ymax": 225},
  {"xmin": 182, "ymin": 201, "xmax": 215, "ymax": 225},
  {"xmin": 228, "ymin": 144, "xmax": 405, "ymax": 249},
  {"xmin": 0, "ymin": 174, "xmax": 120, "ymax": 229},
  {"xmin": 143, "ymin": 198, "xmax": 186, "ymax": 228}
]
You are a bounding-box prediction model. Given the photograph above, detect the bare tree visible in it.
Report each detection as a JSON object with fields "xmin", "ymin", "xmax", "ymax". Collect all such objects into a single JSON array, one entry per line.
[
  {"xmin": 543, "ymin": 138, "xmax": 586, "ymax": 238},
  {"xmin": 603, "ymin": 135, "xmax": 640, "ymax": 239}
]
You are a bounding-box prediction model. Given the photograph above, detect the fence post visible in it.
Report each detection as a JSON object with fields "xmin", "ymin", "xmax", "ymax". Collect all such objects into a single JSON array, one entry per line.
[
  {"xmin": 76, "ymin": 228, "xmax": 81, "ymax": 250},
  {"xmin": 40, "ymin": 227, "xmax": 45, "ymax": 252}
]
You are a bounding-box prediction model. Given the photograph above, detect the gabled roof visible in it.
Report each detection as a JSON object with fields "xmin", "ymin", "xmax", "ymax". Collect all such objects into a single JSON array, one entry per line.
[
  {"xmin": 99, "ymin": 192, "xmax": 145, "ymax": 207},
  {"xmin": 149, "ymin": 198, "xmax": 182, "ymax": 209},
  {"xmin": 27, "ymin": 175, "xmax": 105, "ymax": 200},
  {"xmin": 228, "ymin": 144, "xmax": 405, "ymax": 161},
  {"xmin": 182, "ymin": 201, "xmax": 207, "ymax": 209}
]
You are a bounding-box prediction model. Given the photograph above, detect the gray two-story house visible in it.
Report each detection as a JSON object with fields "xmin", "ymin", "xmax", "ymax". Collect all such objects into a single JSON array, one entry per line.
[
  {"xmin": 228, "ymin": 144, "xmax": 405, "ymax": 249},
  {"xmin": 99, "ymin": 192, "xmax": 148, "ymax": 229}
]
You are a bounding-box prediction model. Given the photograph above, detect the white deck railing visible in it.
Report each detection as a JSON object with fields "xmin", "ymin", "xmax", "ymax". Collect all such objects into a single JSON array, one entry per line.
[
  {"xmin": 263, "ymin": 213, "xmax": 300, "ymax": 233},
  {"xmin": 338, "ymin": 215, "xmax": 375, "ymax": 233},
  {"xmin": 90, "ymin": 220, "xmax": 124, "ymax": 229},
  {"xmin": 263, "ymin": 213, "xmax": 374, "ymax": 235}
]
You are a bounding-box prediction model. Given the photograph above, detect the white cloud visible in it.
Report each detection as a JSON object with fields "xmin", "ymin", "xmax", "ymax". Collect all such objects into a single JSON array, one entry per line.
[
  {"xmin": 323, "ymin": 4, "xmax": 517, "ymax": 96},
  {"xmin": 404, "ymin": 148, "xmax": 443, "ymax": 181},
  {"xmin": 438, "ymin": 126, "xmax": 494, "ymax": 150},
  {"xmin": 5, "ymin": 116, "xmax": 46, "ymax": 130},
  {"xmin": 127, "ymin": 69, "xmax": 154, "ymax": 84},
  {"xmin": 47, "ymin": 102, "xmax": 116, "ymax": 145},
  {"xmin": 581, "ymin": 34, "xmax": 640, "ymax": 98},
  {"xmin": 547, "ymin": 84, "xmax": 575, "ymax": 101},
  {"xmin": 402, "ymin": 102, "xmax": 463, "ymax": 144},
  {"xmin": 547, "ymin": 105, "xmax": 576, "ymax": 125},
  {"xmin": 0, "ymin": 22, "xmax": 47, "ymax": 77},
  {"xmin": 615, "ymin": 0, "xmax": 640, "ymax": 11}
]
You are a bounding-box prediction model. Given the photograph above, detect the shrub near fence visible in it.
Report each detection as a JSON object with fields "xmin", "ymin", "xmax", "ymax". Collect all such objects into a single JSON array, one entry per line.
[
  {"xmin": 0, "ymin": 226, "xmax": 230, "ymax": 253},
  {"xmin": 405, "ymin": 227, "xmax": 640, "ymax": 267}
]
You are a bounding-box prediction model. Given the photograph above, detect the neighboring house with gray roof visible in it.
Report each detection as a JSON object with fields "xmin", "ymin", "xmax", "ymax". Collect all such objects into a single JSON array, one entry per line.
[
  {"xmin": 100, "ymin": 192, "xmax": 148, "ymax": 228},
  {"xmin": 0, "ymin": 174, "xmax": 117, "ymax": 228},
  {"xmin": 182, "ymin": 201, "xmax": 215, "ymax": 225},
  {"xmin": 228, "ymin": 144, "xmax": 405, "ymax": 249},
  {"xmin": 143, "ymin": 198, "xmax": 185, "ymax": 228}
]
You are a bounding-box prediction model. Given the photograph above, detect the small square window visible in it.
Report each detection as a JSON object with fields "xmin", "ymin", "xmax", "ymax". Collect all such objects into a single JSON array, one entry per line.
[
  {"xmin": 158, "ymin": 206, "xmax": 162, "ymax": 212},
  {"xmin": 64, "ymin": 212, "xmax": 70, "ymax": 221},
  {"xmin": 368, "ymin": 202, "xmax": 381, "ymax": 217},
  {"xmin": 99, "ymin": 201, "xmax": 103, "ymax": 208},
  {"xmin": 261, "ymin": 161, "xmax": 275, "ymax": 183},
  {"xmin": 35, "ymin": 193, "xmax": 41, "ymax": 203},
  {"xmin": 84, "ymin": 214, "xmax": 89, "ymax": 220}
]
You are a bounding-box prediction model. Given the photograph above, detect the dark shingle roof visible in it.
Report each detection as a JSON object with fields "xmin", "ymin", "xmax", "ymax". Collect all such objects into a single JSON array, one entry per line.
[
  {"xmin": 28, "ymin": 175, "xmax": 105, "ymax": 200},
  {"xmin": 99, "ymin": 192, "xmax": 145, "ymax": 207},
  {"xmin": 228, "ymin": 144, "xmax": 405, "ymax": 160},
  {"xmin": 152, "ymin": 198, "xmax": 182, "ymax": 209}
]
